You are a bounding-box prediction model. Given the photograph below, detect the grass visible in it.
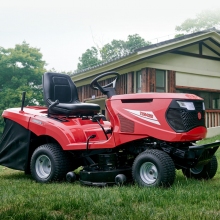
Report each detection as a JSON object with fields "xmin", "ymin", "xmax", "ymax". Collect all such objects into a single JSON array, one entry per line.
[{"xmin": 1, "ymin": 136, "xmax": 220, "ymax": 220}]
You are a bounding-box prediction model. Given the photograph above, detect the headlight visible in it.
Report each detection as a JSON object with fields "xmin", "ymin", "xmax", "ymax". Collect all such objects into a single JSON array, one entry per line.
[{"xmin": 176, "ymin": 101, "xmax": 195, "ymax": 110}]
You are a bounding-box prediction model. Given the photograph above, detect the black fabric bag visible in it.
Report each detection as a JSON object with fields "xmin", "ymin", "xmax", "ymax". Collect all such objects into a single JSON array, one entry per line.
[{"xmin": 0, "ymin": 118, "xmax": 30, "ymax": 171}]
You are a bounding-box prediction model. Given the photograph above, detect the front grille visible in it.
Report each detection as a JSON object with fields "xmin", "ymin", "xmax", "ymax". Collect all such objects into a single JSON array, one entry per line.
[{"xmin": 166, "ymin": 108, "xmax": 205, "ymax": 132}]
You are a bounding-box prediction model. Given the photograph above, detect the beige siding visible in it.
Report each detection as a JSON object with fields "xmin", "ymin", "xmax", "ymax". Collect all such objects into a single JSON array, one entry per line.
[
  {"xmin": 176, "ymin": 72, "xmax": 220, "ymax": 90},
  {"xmin": 145, "ymin": 53, "xmax": 220, "ymax": 77}
]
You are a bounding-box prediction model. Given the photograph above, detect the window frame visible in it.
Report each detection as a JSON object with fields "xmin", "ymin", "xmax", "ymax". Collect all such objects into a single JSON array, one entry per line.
[
  {"xmin": 155, "ymin": 69, "xmax": 167, "ymax": 92},
  {"xmin": 136, "ymin": 70, "xmax": 142, "ymax": 93}
]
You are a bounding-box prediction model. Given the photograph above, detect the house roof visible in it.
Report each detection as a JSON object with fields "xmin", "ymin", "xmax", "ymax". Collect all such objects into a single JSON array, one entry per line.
[
  {"xmin": 135, "ymin": 28, "xmax": 220, "ymax": 53},
  {"xmin": 71, "ymin": 28, "xmax": 220, "ymax": 83}
]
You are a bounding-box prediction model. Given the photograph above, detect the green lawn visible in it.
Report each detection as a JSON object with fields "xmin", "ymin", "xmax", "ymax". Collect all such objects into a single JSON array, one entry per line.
[{"xmin": 0, "ymin": 136, "xmax": 220, "ymax": 220}]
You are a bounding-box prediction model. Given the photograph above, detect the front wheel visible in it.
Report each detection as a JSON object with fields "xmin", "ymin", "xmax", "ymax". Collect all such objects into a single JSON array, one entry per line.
[
  {"xmin": 30, "ymin": 144, "xmax": 72, "ymax": 183},
  {"xmin": 182, "ymin": 155, "xmax": 218, "ymax": 180},
  {"xmin": 132, "ymin": 150, "xmax": 176, "ymax": 187}
]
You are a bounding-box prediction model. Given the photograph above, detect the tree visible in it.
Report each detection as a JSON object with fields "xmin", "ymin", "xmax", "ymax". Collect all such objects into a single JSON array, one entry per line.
[
  {"xmin": 0, "ymin": 42, "xmax": 46, "ymax": 133},
  {"xmin": 100, "ymin": 39, "xmax": 126, "ymax": 61},
  {"xmin": 100, "ymin": 34, "xmax": 151, "ymax": 61},
  {"xmin": 76, "ymin": 34, "xmax": 151, "ymax": 71},
  {"xmin": 126, "ymin": 34, "xmax": 151, "ymax": 52},
  {"xmin": 77, "ymin": 46, "xmax": 101, "ymax": 70},
  {"xmin": 175, "ymin": 9, "xmax": 220, "ymax": 36}
]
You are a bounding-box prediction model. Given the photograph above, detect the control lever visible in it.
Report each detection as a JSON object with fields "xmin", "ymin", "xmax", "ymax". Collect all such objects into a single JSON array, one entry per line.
[
  {"xmin": 48, "ymin": 100, "xmax": 59, "ymax": 117},
  {"xmin": 20, "ymin": 91, "xmax": 26, "ymax": 112}
]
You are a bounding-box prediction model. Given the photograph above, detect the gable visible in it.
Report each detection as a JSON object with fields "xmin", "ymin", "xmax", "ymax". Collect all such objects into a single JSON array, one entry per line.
[{"xmin": 170, "ymin": 38, "xmax": 220, "ymax": 61}]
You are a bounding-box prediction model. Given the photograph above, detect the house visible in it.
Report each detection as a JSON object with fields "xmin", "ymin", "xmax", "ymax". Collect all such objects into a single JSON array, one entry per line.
[{"xmin": 71, "ymin": 28, "xmax": 220, "ymax": 137}]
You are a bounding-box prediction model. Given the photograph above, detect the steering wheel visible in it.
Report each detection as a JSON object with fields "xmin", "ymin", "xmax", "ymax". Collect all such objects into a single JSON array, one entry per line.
[{"xmin": 90, "ymin": 71, "xmax": 120, "ymax": 94}]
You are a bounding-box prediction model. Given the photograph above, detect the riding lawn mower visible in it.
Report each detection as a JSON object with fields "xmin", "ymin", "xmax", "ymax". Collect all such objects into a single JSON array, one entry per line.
[{"xmin": 0, "ymin": 71, "xmax": 219, "ymax": 187}]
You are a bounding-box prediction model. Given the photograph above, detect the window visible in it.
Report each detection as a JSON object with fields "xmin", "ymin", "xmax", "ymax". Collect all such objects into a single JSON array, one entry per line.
[
  {"xmin": 136, "ymin": 69, "xmax": 167, "ymax": 93},
  {"xmin": 176, "ymin": 89, "xmax": 220, "ymax": 109},
  {"xmin": 156, "ymin": 70, "xmax": 166, "ymax": 92},
  {"xmin": 136, "ymin": 71, "xmax": 142, "ymax": 93}
]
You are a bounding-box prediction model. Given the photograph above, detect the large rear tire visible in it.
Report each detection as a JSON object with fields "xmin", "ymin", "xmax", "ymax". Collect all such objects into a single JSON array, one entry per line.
[
  {"xmin": 182, "ymin": 155, "xmax": 218, "ymax": 180},
  {"xmin": 132, "ymin": 149, "xmax": 176, "ymax": 187},
  {"xmin": 30, "ymin": 144, "xmax": 72, "ymax": 183}
]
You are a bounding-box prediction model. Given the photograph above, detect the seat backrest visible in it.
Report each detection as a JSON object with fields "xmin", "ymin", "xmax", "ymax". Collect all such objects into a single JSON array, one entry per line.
[{"xmin": 43, "ymin": 72, "xmax": 79, "ymax": 107}]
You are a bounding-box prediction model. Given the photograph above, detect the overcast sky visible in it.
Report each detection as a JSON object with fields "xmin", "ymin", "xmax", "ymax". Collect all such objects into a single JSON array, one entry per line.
[{"xmin": 1, "ymin": 0, "xmax": 219, "ymax": 72}]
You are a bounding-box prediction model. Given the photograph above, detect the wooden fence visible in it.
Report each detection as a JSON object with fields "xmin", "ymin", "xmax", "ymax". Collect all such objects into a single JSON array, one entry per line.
[{"xmin": 206, "ymin": 110, "xmax": 220, "ymax": 128}]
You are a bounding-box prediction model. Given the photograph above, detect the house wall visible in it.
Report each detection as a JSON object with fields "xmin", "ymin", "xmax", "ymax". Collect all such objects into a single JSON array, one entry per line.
[
  {"xmin": 146, "ymin": 53, "xmax": 220, "ymax": 75},
  {"xmin": 143, "ymin": 52, "xmax": 220, "ymax": 91},
  {"xmin": 176, "ymin": 72, "xmax": 220, "ymax": 90}
]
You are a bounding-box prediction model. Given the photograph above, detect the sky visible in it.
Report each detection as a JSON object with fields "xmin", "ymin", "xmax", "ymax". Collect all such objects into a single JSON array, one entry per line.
[{"xmin": 1, "ymin": 0, "xmax": 220, "ymax": 73}]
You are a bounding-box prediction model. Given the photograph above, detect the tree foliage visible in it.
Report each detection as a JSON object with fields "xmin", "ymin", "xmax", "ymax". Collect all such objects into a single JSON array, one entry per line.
[
  {"xmin": 0, "ymin": 42, "xmax": 46, "ymax": 133},
  {"xmin": 77, "ymin": 34, "xmax": 151, "ymax": 71},
  {"xmin": 77, "ymin": 47, "xmax": 101, "ymax": 70},
  {"xmin": 175, "ymin": 9, "xmax": 220, "ymax": 36}
]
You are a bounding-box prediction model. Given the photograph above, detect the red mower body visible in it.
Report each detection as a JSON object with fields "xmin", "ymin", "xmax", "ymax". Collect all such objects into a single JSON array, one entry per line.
[{"xmin": 2, "ymin": 93, "xmax": 206, "ymax": 151}]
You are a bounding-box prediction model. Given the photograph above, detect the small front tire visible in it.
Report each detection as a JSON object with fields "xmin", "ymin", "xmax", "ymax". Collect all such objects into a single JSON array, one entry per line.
[
  {"xmin": 132, "ymin": 150, "xmax": 176, "ymax": 187},
  {"xmin": 182, "ymin": 155, "xmax": 218, "ymax": 180}
]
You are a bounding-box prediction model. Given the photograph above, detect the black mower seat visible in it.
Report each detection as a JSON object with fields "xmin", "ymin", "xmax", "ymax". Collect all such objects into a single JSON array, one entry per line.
[{"xmin": 43, "ymin": 72, "xmax": 100, "ymax": 116}]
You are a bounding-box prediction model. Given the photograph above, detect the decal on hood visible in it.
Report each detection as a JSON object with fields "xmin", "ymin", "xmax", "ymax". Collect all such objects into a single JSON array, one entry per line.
[{"xmin": 124, "ymin": 109, "xmax": 160, "ymax": 125}]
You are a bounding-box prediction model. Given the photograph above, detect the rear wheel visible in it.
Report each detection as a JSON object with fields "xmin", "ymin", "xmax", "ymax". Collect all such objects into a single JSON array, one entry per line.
[
  {"xmin": 182, "ymin": 155, "xmax": 218, "ymax": 180},
  {"xmin": 132, "ymin": 150, "xmax": 176, "ymax": 187},
  {"xmin": 30, "ymin": 144, "xmax": 72, "ymax": 183}
]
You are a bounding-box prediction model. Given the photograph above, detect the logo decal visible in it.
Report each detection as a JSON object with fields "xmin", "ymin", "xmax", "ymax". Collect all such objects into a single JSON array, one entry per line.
[
  {"xmin": 31, "ymin": 118, "xmax": 43, "ymax": 125},
  {"xmin": 124, "ymin": 109, "xmax": 160, "ymax": 125}
]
